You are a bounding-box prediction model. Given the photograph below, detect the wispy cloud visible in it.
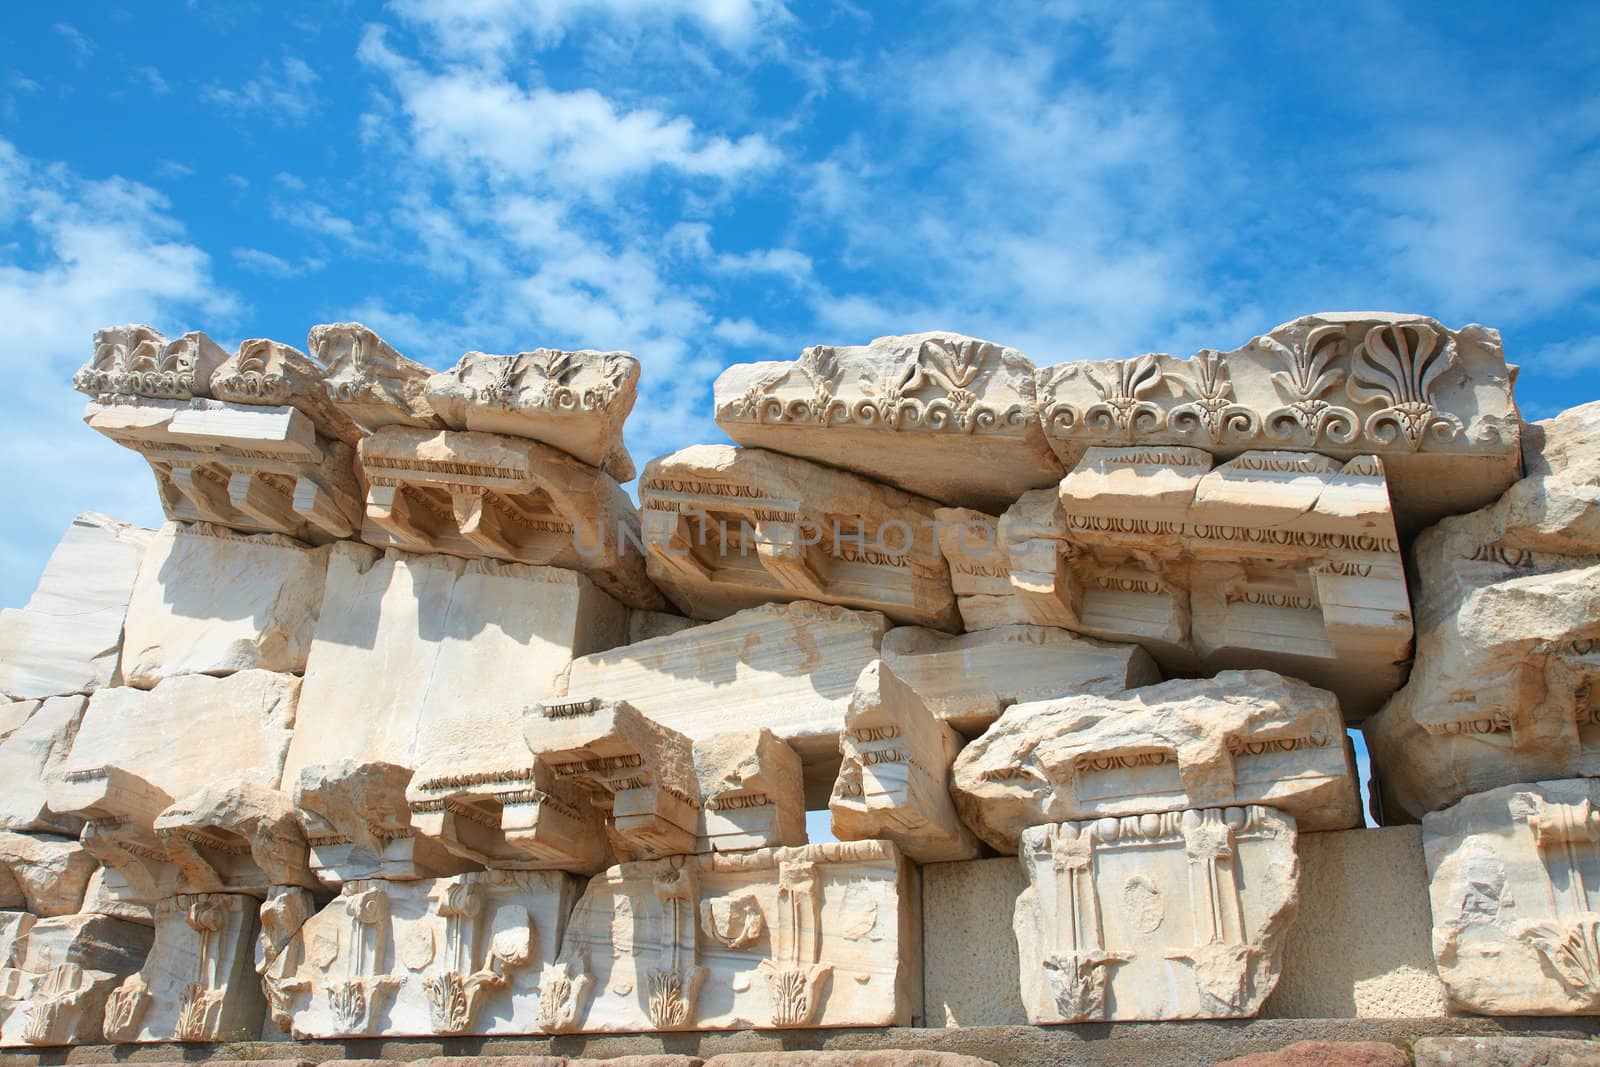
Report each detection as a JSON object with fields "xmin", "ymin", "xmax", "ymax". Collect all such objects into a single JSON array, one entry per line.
[
  {"xmin": 51, "ymin": 23, "xmax": 96, "ymax": 65},
  {"xmin": 232, "ymin": 246, "xmax": 324, "ymax": 277},
  {"xmin": 206, "ymin": 55, "xmax": 320, "ymax": 122}
]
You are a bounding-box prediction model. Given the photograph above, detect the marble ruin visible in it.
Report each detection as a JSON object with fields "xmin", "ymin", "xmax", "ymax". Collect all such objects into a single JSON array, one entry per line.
[{"xmin": 0, "ymin": 313, "xmax": 1588, "ymax": 1049}]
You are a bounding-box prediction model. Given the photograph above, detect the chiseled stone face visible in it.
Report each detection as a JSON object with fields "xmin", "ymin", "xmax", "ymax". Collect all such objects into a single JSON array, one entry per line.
[
  {"xmin": 0, "ymin": 912, "xmax": 154, "ymax": 1047},
  {"xmin": 638, "ymin": 445, "xmax": 959, "ymax": 631},
  {"xmin": 311, "ymin": 321, "xmax": 444, "ymax": 432},
  {"xmin": 0, "ymin": 513, "xmax": 152, "ymax": 701},
  {"xmin": 953, "ymin": 671, "xmax": 1360, "ymax": 852},
  {"xmin": 0, "ymin": 695, "xmax": 88, "ymax": 834},
  {"xmin": 1423, "ymin": 778, "xmax": 1600, "ymax": 1015},
  {"xmin": 1032, "ymin": 313, "xmax": 1521, "ymax": 536},
  {"xmin": 714, "ymin": 332, "xmax": 1063, "ymax": 514},
  {"xmin": 1366, "ymin": 400, "xmax": 1600, "ymax": 820},
  {"xmin": 0, "ymin": 832, "xmax": 95, "ymax": 917},
  {"xmin": 260, "ymin": 870, "xmax": 584, "ymax": 1039},
  {"xmin": 119, "ymin": 522, "xmax": 331, "ymax": 687},
  {"xmin": 1014, "ymin": 806, "xmax": 1299, "ymax": 1023},
  {"xmin": 544, "ymin": 841, "xmax": 916, "ymax": 1033}
]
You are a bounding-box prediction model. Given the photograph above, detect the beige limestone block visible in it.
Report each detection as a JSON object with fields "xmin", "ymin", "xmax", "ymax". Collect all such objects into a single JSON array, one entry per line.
[
  {"xmin": 1412, "ymin": 1036, "xmax": 1600, "ymax": 1067},
  {"xmin": 713, "ymin": 332, "xmax": 1063, "ymax": 513},
  {"xmin": 952, "ymin": 671, "xmax": 1359, "ymax": 852},
  {"xmin": 294, "ymin": 761, "xmax": 474, "ymax": 884},
  {"xmin": 0, "ymin": 695, "xmax": 88, "ymax": 834},
  {"xmin": 83, "ymin": 397, "xmax": 363, "ymax": 544},
  {"xmin": 553, "ymin": 601, "xmax": 888, "ymax": 771},
  {"xmin": 152, "ymin": 783, "xmax": 317, "ymax": 896},
  {"xmin": 261, "ymin": 870, "xmax": 583, "ymax": 1038},
  {"xmin": 1422, "ymin": 777, "xmax": 1600, "ymax": 1014},
  {"xmin": 544, "ymin": 841, "xmax": 916, "ymax": 1033},
  {"xmin": 880, "ymin": 624, "xmax": 1160, "ymax": 736},
  {"xmin": 640, "ymin": 445, "xmax": 959, "ymax": 630},
  {"xmin": 0, "ymin": 514, "xmax": 152, "ymax": 701},
  {"xmin": 831, "ymin": 662, "xmax": 979, "ymax": 862},
  {"xmin": 119, "ymin": 522, "xmax": 330, "ymax": 687},
  {"xmin": 209, "ymin": 337, "xmax": 361, "ymax": 445},
  {"xmin": 0, "ymin": 700, "xmax": 34, "ymax": 743},
  {"xmin": 1014, "ymin": 806, "xmax": 1298, "ymax": 1023},
  {"xmin": 357, "ymin": 425, "xmax": 661, "ymax": 609},
  {"xmin": 929, "ymin": 508, "xmax": 1031, "ymax": 630},
  {"xmin": 311, "ymin": 322, "xmax": 444, "ymax": 431},
  {"xmin": 100, "ymin": 892, "xmax": 265, "ymax": 1043},
  {"xmin": 424, "ymin": 348, "xmax": 640, "ymax": 479},
  {"xmin": 692, "ymin": 730, "xmax": 806, "ymax": 855},
  {"xmin": 283, "ymin": 543, "xmax": 626, "ymax": 785},
  {"xmin": 73, "ymin": 324, "xmax": 228, "ymax": 402},
  {"xmin": 0, "ymin": 912, "xmax": 154, "ymax": 1046},
  {"xmin": 997, "ymin": 448, "xmax": 1412, "ymax": 719},
  {"xmin": 1366, "ymin": 400, "xmax": 1600, "ymax": 820},
  {"xmin": 0, "ymin": 833, "xmax": 94, "ymax": 917},
  {"xmin": 1034, "ymin": 313, "xmax": 1522, "ymax": 535}
]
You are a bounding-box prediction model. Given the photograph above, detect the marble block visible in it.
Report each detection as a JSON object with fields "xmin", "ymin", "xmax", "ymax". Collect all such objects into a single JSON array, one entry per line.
[
  {"xmin": 1367, "ymin": 399, "xmax": 1600, "ymax": 820},
  {"xmin": 0, "ymin": 834, "xmax": 94, "ymax": 918},
  {"xmin": 639, "ymin": 445, "xmax": 959, "ymax": 630},
  {"xmin": 952, "ymin": 671, "xmax": 1360, "ymax": 851},
  {"xmin": 0, "ymin": 912, "xmax": 154, "ymax": 1046},
  {"xmin": 1423, "ymin": 778, "xmax": 1600, "ymax": 1014},
  {"xmin": 260, "ymin": 871, "xmax": 583, "ymax": 1038},
  {"xmin": 295, "ymin": 761, "xmax": 474, "ymax": 885},
  {"xmin": 0, "ymin": 696, "xmax": 88, "ymax": 834},
  {"xmin": 119, "ymin": 522, "xmax": 330, "ymax": 686},
  {"xmin": 713, "ymin": 332, "xmax": 1063, "ymax": 513},
  {"xmin": 0, "ymin": 514, "xmax": 152, "ymax": 700},
  {"xmin": 1014, "ymin": 806, "xmax": 1299, "ymax": 1023},
  {"xmin": 311, "ymin": 322, "xmax": 444, "ymax": 432},
  {"xmin": 543, "ymin": 842, "xmax": 917, "ymax": 1033}
]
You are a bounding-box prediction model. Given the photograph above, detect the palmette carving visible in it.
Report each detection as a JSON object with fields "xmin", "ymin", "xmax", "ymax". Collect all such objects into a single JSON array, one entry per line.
[{"xmin": 1015, "ymin": 807, "xmax": 1298, "ymax": 1023}]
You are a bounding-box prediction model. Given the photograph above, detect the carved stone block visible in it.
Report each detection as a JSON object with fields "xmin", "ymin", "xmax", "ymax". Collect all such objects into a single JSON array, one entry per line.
[
  {"xmin": 879, "ymin": 624, "xmax": 1160, "ymax": 737},
  {"xmin": 0, "ymin": 696, "xmax": 88, "ymax": 834},
  {"xmin": 282, "ymin": 544, "xmax": 627, "ymax": 796},
  {"xmin": 311, "ymin": 322, "xmax": 444, "ymax": 431},
  {"xmin": 423, "ymin": 348, "xmax": 640, "ymax": 480},
  {"xmin": 1422, "ymin": 778, "xmax": 1600, "ymax": 1015},
  {"xmin": 295, "ymin": 761, "xmax": 473, "ymax": 884},
  {"xmin": 0, "ymin": 912, "xmax": 154, "ymax": 1046},
  {"xmin": 100, "ymin": 893, "xmax": 265, "ymax": 1043},
  {"xmin": 73, "ymin": 325, "xmax": 229, "ymax": 403},
  {"xmin": 0, "ymin": 834, "xmax": 94, "ymax": 918},
  {"xmin": 0, "ymin": 514, "xmax": 152, "ymax": 701},
  {"xmin": 692, "ymin": 730, "xmax": 806, "ymax": 855},
  {"xmin": 953, "ymin": 671, "xmax": 1359, "ymax": 851},
  {"xmin": 830, "ymin": 662, "xmax": 979, "ymax": 862},
  {"xmin": 552, "ymin": 602, "xmax": 887, "ymax": 796},
  {"xmin": 119, "ymin": 522, "xmax": 331, "ymax": 687},
  {"xmin": 1366, "ymin": 400, "xmax": 1600, "ymax": 820},
  {"xmin": 998, "ymin": 448, "xmax": 1412, "ymax": 720},
  {"xmin": 260, "ymin": 871, "xmax": 583, "ymax": 1038},
  {"xmin": 545, "ymin": 842, "xmax": 916, "ymax": 1033},
  {"xmin": 209, "ymin": 337, "xmax": 362, "ymax": 445},
  {"xmin": 713, "ymin": 332, "xmax": 1063, "ymax": 513},
  {"xmin": 1014, "ymin": 806, "xmax": 1298, "ymax": 1023},
  {"xmin": 356, "ymin": 425, "xmax": 661, "ymax": 609},
  {"xmin": 639, "ymin": 445, "xmax": 959, "ymax": 631},
  {"xmin": 1032, "ymin": 313, "xmax": 1521, "ymax": 534}
]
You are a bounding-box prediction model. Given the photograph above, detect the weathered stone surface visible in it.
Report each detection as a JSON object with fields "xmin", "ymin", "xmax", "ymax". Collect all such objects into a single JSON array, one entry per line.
[
  {"xmin": 282, "ymin": 544, "xmax": 627, "ymax": 788},
  {"xmin": 424, "ymin": 348, "xmax": 639, "ymax": 480},
  {"xmin": 1014, "ymin": 806, "xmax": 1299, "ymax": 1023},
  {"xmin": 119, "ymin": 522, "xmax": 330, "ymax": 687},
  {"xmin": 0, "ymin": 912, "xmax": 154, "ymax": 1046},
  {"xmin": 295, "ymin": 761, "xmax": 473, "ymax": 884},
  {"xmin": 100, "ymin": 892, "xmax": 265, "ymax": 1043},
  {"xmin": 73, "ymin": 324, "xmax": 229, "ymax": 402},
  {"xmin": 356, "ymin": 425, "xmax": 661, "ymax": 609},
  {"xmin": 639, "ymin": 446, "xmax": 959, "ymax": 631},
  {"xmin": 0, "ymin": 696, "xmax": 88, "ymax": 834},
  {"xmin": 879, "ymin": 624, "xmax": 1160, "ymax": 736},
  {"xmin": 261, "ymin": 871, "xmax": 583, "ymax": 1038},
  {"xmin": 691, "ymin": 730, "xmax": 806, "ymax": 856},
  {"xmin": 552, "ymin": 601, "xmax": 887, "ymax": 777},
  {"xmin": 1423, "ymin": 778, "xmax": 1600, "ymax": 1015},
  {"xmin": 0, "ymin": 834, "xmax": 94, "ymax": 917},
  {"xmin": 1214, "ymin": 1041, "xmax": 1409, "ymax": 1067},
  {"xmin": 998, "ymin": 448, "xmax": 1412, "ymax": 719},
  {"xmin": 0, "ymin": 514, "xmax": 151, "ymax": 700},
  {"xmin": 831, "ymin": 662, "xmax": 979, "ymax": 863},
  {"xmin": 152, "ymin": 783, "xmax": 317, "ymax": 896},
  {"xmin": 1032, "ymin": 313, "xmax": 1522, "ymax": 534},
  {"xmin": 713, "ymin": 332, "xmax": 1062, "ymax": 514},
  {"xmin": 545, "ymin": 841, "xmax": 916, "ymax": 1033},
  {"xmin": 311, "ymin": 322, "xmax": 443, "ymax": 431},
  {"xmin": 705, "ymin": 1054, "xmax": 998, "ymax": 1067},
  {"xmin": 209, "ymin": 337, "xmax": 361, "ymax": 444},
  {"xmin": 1412, "ymin": 1035, "xmax": 1600, "ymax": 1066},
  {"xmin": 952, "ymin": 671, "xmax": 1359, "ymax": 851},
  {"xmin": 1366, "ymin": 400, "xmax": 1600, "ymax": 820}
]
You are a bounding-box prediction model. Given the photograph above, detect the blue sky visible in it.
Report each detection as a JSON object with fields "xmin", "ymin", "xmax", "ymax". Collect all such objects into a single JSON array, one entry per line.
[{"xmin": 3, "ymin": 0, "xmax": 1598, "ymax": 613}]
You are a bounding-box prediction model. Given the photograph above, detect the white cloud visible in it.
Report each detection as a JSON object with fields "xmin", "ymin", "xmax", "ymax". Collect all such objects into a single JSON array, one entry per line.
[
  {"xmin": 233, "ymin": 247, "xmax": 323, "ymax": 277},
  {"xmin": 52, "ymin": 23, "xmax": 95, "ymax": 65},
  {"xmin": 0, "ymin": 139, "xmax": 235, "ymax": 609},
  {"xmin": 133, "ymin": 65, "xmax": 170, "ymax": 95},
  {"xmin": 1529, "ymin": 335, "xmax": 1600, "ymax": 377},
  {"xmin": 206, "ymin": 56, "xmax": 321, "ymax": 122}
]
